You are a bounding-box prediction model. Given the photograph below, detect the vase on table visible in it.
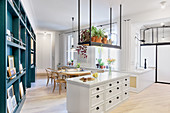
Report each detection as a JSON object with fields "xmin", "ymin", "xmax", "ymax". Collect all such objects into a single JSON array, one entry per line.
[{"xmin": 108, "ymin": 64, "xmax": 112, "ymax": 75}]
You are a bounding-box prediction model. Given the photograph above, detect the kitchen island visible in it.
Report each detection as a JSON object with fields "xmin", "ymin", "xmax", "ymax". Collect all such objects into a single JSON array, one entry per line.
[{"xmin": 67, "ymin": 72, "xmax": 130, "ymax": 113}]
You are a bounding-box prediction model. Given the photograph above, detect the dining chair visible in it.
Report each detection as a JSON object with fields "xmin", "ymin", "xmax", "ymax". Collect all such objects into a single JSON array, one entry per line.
[
  {"xmin": 53, "ymin": 72, "xmax": 67, "ymax": 95},
  {"xmin": 45, "ymin": 68, "xmax": 54, "ymax": 86}
]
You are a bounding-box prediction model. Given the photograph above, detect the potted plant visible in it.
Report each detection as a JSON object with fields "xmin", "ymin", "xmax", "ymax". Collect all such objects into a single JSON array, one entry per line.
[
  {"xmin": 81, "ymin": 29, "xmax": 90, "ymax": 42},
  {"xmin": 71, "ymin": 60, "xmax": 74, "ymax": 66},
  {"xmin": 69, "ymin": 61, "xmax": 71, "ymax": 66},
  {"xmin": 100, "ymin": 62, "xmax": 105, "ymax": 69},
  {"xmin": 96, "ymin": 29, "xmax": 105, "ymax": 43},
  {"xmin": 91, "ymin": 26, "xmax": 98, "ymax": 42},
  {"xmin": 76, "ymin": 63, "xmax": 81, "ymax": 71},
  {"xmin": 102, "ymin": 35, "xmax": 108, "ymax": 44},
  {"xmin": 96, "ymin": 59, "xmax": 102, "ymax": 68}
]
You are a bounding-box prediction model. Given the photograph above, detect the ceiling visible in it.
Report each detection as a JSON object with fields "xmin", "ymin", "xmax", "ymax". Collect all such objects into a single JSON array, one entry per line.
[{"xmin": 22, "ymin": 0, "xmax": 170, "ymax": 31}]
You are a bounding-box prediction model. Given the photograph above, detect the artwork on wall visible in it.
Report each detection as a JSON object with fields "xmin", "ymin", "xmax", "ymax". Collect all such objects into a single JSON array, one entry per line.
[
  {"xmin": 19, "ymin": 82, "xmax": 24, "ymax": 98},
  {"xmin": 7, "ymin": 97, "xmax": 13, "ymax": 113}
]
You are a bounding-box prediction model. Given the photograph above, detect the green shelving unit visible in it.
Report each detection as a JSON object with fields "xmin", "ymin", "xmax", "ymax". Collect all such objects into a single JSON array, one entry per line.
[{"xmin": 0, "ymin": 0, "xmax": 36, "ymax": 113}]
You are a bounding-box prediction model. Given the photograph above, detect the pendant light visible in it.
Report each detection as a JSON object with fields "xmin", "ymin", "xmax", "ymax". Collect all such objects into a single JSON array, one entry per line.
[
  {"xmin": 70, "ymin": 17, "xmax": 77, "ymax": 52},
  {"xmin": 160, "ymin": 1, "xmax": 167, "ymax": 9}
]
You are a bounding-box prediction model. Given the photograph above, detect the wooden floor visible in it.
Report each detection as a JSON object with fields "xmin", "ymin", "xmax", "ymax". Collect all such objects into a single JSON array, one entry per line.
[{"xmin": 21, "ymin": 74, "xmax": 170, "ymax": 113}]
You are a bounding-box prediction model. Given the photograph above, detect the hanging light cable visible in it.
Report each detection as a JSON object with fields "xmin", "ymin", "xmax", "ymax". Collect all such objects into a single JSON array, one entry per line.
[{"xmin": 70, "ymin": 17, "xmax": 77, "ymax": 52}]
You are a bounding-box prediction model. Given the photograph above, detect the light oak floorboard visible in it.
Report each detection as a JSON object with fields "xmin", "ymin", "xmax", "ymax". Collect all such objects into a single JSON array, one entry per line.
[{"xmin": 21, "ymin": 74, "xmax": 170, "ymax": 113}]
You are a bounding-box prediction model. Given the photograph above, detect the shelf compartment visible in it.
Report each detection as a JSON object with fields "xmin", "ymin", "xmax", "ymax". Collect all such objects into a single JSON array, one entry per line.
[
  {"xmin": 7, "ymin": 40, "xmax": 26, "ymax": 50},
  {"xmin": 7, "ymin": 0, "xmax": 19, "ymax": 17},
  {"xmin": 7, "ymin": 70, "xmax": 26, "ymax": 88},
  {"xmin": 78, "ymin": 41, "xmax": 121, "ymax": 49}
]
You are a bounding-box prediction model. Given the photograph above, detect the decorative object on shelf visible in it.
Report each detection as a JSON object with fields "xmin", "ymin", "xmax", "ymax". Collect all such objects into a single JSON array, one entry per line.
[
  {"xmin": 7, "ymin": 85, "xmax": 14, "ymax": 99},
  {"xmin": 19, "ymin": 64, "xmax": 23, "ymax": 74},
  {"xmin": 7, "ymin": 97, "xmax": 13, "ymax": 113},
  {"xmin": 71, "ymin": 60, "xmax": 74, "ymax": 66},
  {"xmin": 96, "ymin": 59, "xmax": 102, "ymax": 68},
  {"xmin": 19, "ymin": 82, "xmax": 24, "ymax": 98},
  {"xmin": 102, "ymin": 35, "xmax": 108, "ymax": 44},
  {"xmin": 11, "ymin": 95, "xmax": 17, "ymax": 111},
  {"xmin": 7, "ymin": 68, "xmax": 16, "ymax": 79},
  {"xmin": 8, "ymin": 56, "xmax": 15, "ymax": 69},
  {"xmin": 144, "ymin": 59, "xmax": 147, "ymax": 69},
  {"xmin": 76, "ymin": 63, "xmax": 81, "ymax": 71},
  {"xmin": 100, "ymin": 62, "xmax": 105, "ymax": 69},
  {"xmin": 107, "ymin": 58, "xmax": 116, "ymax": 74}
]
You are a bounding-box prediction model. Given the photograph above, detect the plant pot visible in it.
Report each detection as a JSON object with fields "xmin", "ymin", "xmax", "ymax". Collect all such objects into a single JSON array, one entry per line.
[
  {"xmin": 71, "ymin": 62, "xmax": 74, "ymax": 66},
  {"xmin": 95, "ymin": 37, "xmax": 102, "ymax": 43},
  {"xmin": 100, "ymin": 66, "xmax": 104, "ymax": 69},
  {"xmin": 96, "ymin": 64, "xmax": 100, "ymax": 68},
  {"xmin": 91, "ymin": 37, "xmax": 96, "ymax": 42},
  {"xmin": 108, "ymin": 39, "xmax": 112, "ymax": 44},
  {"xmin": 102, "ymin": 37, "xmax": 107, "ymax": 44}
]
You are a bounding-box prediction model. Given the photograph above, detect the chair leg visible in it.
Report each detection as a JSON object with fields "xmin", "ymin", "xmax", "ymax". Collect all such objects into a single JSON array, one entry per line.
[
  {"xmin": 51, "ymin": 78, "xmax": 53, "ymax": 84},
  {"xmin": 65, "ymin": 83, "xmax": 67, "ymax": 89},
  {"xmin": 53, "ymin": 81, "xmax": 56, "ymax": 92},
  {"xmin": 59, "ymin": 83, "xmax": 62, "ymax": 95},
  {"xmin": 46, "ymin": 77, "xmax": 49, "ymax": 86}
]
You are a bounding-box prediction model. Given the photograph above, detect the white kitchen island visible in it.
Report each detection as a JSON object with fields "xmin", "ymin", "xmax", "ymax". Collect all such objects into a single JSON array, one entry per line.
[{"xmin": 67, "ymin": 72, "xmax": 130, "ymax": 113}]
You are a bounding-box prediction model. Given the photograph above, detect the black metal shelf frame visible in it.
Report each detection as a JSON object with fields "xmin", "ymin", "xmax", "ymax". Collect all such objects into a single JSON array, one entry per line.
[{"xmin": 78, "ymin": 0, "xmax": 122, "ymax": 49}]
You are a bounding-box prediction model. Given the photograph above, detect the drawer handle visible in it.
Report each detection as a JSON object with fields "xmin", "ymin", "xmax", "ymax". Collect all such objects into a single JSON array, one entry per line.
[
  {"xmin": 109, "ymin": 84, "xmax": 112, "ymax": 86},
  {"xmin": 117, "ymin": 81, "xmax": 119, "ymax": 84},
  {"xmin": 125, "ymin": 79, "xmax": 127, "ymax": 81},
  {"xmin": 109, "ymin": 100, "xmax": 112, "ymax": 103},
  {"xmin": 96, "ymin": 107, "xmax": 99, "ymax": 110},
  {"xmin": 125, "ymin": 92, "xmax": 127, "ymax": 95},
  {"xmin": 109, "ymin": 90, "xmax": 112, "ymax": 93},
  {"xmin": 117, "ymin": 87, "xmax": 119, "ymax": 90},
  {"xmin": 96, "ymin": 87, "xmax": 100, "ymax": 91},
  {"xmin": 96, "ymin": 95, "xmax": 100, "ymax": 98},
  {"xmin": 117, "ymin": 97, "xmax": 119, "ymax": 99},
  {"xmin": 125, "ymin": 84, "xmax": 127, "ymax": 86}
]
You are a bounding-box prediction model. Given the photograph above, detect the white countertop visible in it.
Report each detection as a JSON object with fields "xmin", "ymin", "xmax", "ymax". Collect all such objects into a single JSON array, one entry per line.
[{"xmin": 67, "ymin": 72, "xmax": 129, "ymax": 88}]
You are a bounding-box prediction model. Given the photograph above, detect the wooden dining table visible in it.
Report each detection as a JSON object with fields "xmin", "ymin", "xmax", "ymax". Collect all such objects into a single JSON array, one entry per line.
[{"xmin": 54, "ymin": 69, "xmax": 92, "ymax": 78}]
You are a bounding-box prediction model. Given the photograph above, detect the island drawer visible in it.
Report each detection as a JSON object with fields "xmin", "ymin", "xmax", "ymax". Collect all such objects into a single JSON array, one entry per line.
[
  {"xmin": 91, "ymin": 85, "xmax": 105, "ymax": 95},
  {"xmin": 91, "ymin": 103, "xmax": 104, "ymax": 113},
  {"xmin": 112, "ymin": 85, "xmax": 122, "ymax": 95},
  {"xmin": 122, "ymin": 83, "xmax": 129, "ymax": 90},
  {"xmin": 123, "ymin": 77, "xmax": 130, "ymax": 83},
  {"xmin": 122, "ymin": 90, "xmax": 129, "ymax": 100},
  {"xmin": 105, "ymin": 94, "xmax": 122, "ymax": 111},
  {"xmin": 91, "ymin": 92, "xmax": 104, "ymax": 107},
  {"xmin": 105, "ymin": 81, "xmax": 116, "ymax": 89},
  {"xmin": 115, "ymin": 79, "xmax": 122, "ymax": 85}
]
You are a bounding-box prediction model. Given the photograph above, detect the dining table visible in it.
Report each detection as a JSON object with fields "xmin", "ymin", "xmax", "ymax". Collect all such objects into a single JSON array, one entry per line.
[{"xmin": 53, "ymin": 69, "xmax": 92, "ymax": 78}]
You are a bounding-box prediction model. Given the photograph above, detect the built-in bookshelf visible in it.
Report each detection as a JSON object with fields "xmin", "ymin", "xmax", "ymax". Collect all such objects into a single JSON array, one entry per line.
[{"xmin": 0, "ymin": 0, "xmax": 36, "ymax": 113}]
